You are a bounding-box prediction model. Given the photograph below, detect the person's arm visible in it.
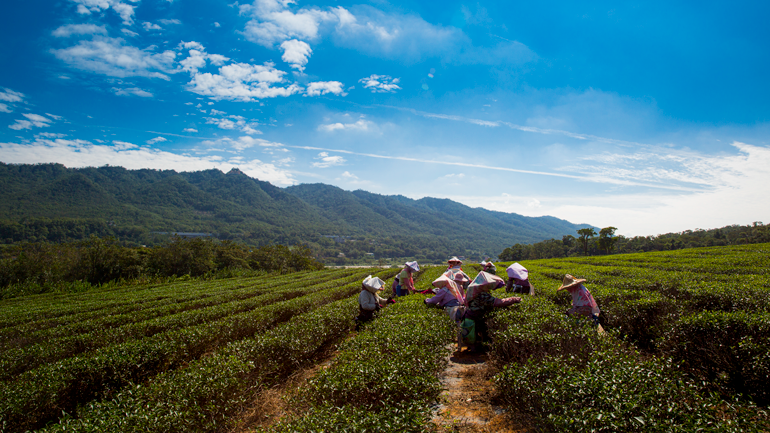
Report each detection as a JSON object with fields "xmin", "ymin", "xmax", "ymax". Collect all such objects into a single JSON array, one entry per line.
[
  {"xmin": 425, "ymin": 289, "xmax": 447, "ymax": 305},
  {"xmin": 493, "ymin": 296, "xmax": 522, "ymax": 307}
]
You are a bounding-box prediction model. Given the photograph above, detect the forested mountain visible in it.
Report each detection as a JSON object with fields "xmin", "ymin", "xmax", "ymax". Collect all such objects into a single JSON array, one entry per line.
[{"xmin": 0, "ymin": 163, "xmax": 590, "ymax": 263}]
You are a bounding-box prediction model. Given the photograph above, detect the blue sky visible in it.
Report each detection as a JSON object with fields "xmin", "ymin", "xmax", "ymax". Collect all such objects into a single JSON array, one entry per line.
[{"xmin": 1, "ymin": 0, "xmax": 769, "ymax": 236}]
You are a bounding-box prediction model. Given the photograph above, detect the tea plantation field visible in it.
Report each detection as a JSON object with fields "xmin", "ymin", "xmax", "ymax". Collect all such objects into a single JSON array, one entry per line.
[{"xmin": 1, "ymin": 244, "xmax": 769, "ymax": 432}]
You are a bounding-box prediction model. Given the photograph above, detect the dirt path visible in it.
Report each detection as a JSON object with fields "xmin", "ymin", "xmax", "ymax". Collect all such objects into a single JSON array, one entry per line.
[
  {"xmin": 228, "ymin": 347, "xmax": 341, "ymax": 433},
  {"xmin": 431, "ymin": 345, "xmax": 534, "ymax": 432}
]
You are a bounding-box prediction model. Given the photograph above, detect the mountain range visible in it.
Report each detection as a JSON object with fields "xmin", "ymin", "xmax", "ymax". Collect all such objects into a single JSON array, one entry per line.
[{"xmin": 0, "ymin": 162, "xmax": 592, "ymax": 263}]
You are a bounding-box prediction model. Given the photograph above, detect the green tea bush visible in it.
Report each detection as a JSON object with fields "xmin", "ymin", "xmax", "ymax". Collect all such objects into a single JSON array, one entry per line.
[
  {"xmin": 42, "ymin": 295, "xmax": 362, "ymax": 432},
  {"xmin": 488, "ymin": 295, "xmax": 602, "ymax": 367},
  {"xmin": 264, "ymin": 295, "xmax": 455, "ymax": 432},
  {"xmin": 663, "ymin": 310, "xmax": 770, "ymax": 405},
  {"xmin": 494, "ymin": 341, "xmax": 769, "ymax": 432},
  {"xmin": 0, "ymin": 271, "xmax": 372, "ymax": 431}
]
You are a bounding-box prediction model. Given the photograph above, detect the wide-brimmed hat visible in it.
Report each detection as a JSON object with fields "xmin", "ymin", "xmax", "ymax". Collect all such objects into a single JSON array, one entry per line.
[
  {"xmin": 558, "ymin": 274, "xmax": 586, "ymax": 291},
  {"xmin": 447, "ymin": 256, "xmax": 463, "ymax": 265},
  {"xmin": 362, "ymin": 275, "xmax": 386, "ymax": 293},
  {"xmin": 405, "ymin": 261, "xmax": 420, "ymax": 272}
]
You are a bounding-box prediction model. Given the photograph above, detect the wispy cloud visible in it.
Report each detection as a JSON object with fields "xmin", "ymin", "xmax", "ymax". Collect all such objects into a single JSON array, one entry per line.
[
  {"xmin": 205, "ymin": 115, "xmax": 262, "ymax": 135},
  {"xmin": 112, "ymin": 87, "xmax": 154, "ymax": 98},
  {"xmin": 0, "ymin": 88, "xmax": 24, "ymax": 113},
  {"xmin": 8, "ymin": 113, "xmax": 57, "ymax": 130},
  {"xmin": 383, "ymin": 105, "xmax": 648, "ymax": 148},
  {"xmin": 52, "ymin": 24, "xmax": 108, "ymax": 38},
  {"xmin": 445, "ymin": 141, "xmax": 770, "ymax": 235},
  {"xmin": 146, "ymin": 136, "xmax": 167, "ymax": 144},
  {"xmin": 317, "ymin": 118, "xmax": 374, "ymax": 132},
  {"xmin": 52, "ymin": 36, "xmax": 177, "ymax": 80}
]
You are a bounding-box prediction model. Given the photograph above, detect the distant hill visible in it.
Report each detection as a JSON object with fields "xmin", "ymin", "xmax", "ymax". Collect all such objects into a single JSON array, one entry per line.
[{"xmin": 0, "ymin": 163, "xmax": 592, "ymax": 263}]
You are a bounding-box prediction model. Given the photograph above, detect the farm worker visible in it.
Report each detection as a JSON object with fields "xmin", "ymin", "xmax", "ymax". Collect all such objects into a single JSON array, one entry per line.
[
  {"xmin": 425, "ymin": 273, "xmax": 466, "ymax": 308},
  {"xmin": 505, "ymin": 262, "xmax": 535, "ymax": 295},
  {"xmin": 356, "ymin": 275, "xmax": 388, "ymax": 328},
  {"xmin": 557, "ymin": 274, "xmax": 600, "ymax": 325},
  {"xmin": 447, "ymin": 256, "xmax": 463, "ymax": 271},
  {"xmin": 446, "ymin": 256, "xmax": 471, "ymax": 290},
  {"xmin": 464, "ymin": 271, "xmax": 521, "ymax": 350},
  {"xmin": 481, "ymin": 260, "xmax": 497, "ymax": 275},
  {"xmin": 395, "ymin": 261, "xmax": 419, "ymax": 296}
]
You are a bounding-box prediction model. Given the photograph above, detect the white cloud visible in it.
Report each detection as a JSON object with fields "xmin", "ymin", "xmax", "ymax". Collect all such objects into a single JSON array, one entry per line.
[
  {"xmin": 121, "ymin": 28, "xmax": 139, "ymax": 37},
  {"xmin": 158, "ymin": 19, "xmax": 181, "ymax": 25},
  {"xmin": 0, "ymin": 104, "xmax": 11, "ymax": 113},
  {"xmin": 8, "ymin": 113, "xmax": 56, "ymax": 130},
  {"xmin": 183, "ymin": 128, "xmax": 198, "ymax": 133},
  {"xmin": 187, "ymin": 62, "xmax": 300, "ymax": 101},
  {"xmin": 318, "ymin": 119, "xmax": 373, "ymax": 132},
  {"xmin": 359, "ymin": 74, "xmax": 400, "ymax": 93},
  {"xmin": 275, "ymin": 156, "xmax": 294, "ymax": 166},
  {"xmin": 52, "ymin": 24, "xmax": 108, "ymax": 38},
  {"xmin": 341, "ymin": 171, "xmax": 358, "ymax": 179},
  {"xmin": 453, "ymin": 141, "xmax": 770, "ymax": 236},
  {"xmin": 37, "ymin": 132, "xmax": 67, "ymax": 139},
  {"xmin": 52, "ymin": 36, "xmax": 177, "ymax": 79},
  {"xmin": 305, "ymin": 81, "xmax": 344, "ymax": 96},
  {"xmin": 147, "ymin": 136, "xmax": 167, "ymax": 144},
  {"xmin": 205, "ymin": 115, "xmax": 262, "ymax": 135},
  {"xmin": 0, "ymin": 88, "xmax": 24, "ymax": 103},
  {"xmin": 0, "ymin": 137, "xmax": 296, "ymax": 186},
  {"xmin": 210, "ymin": 109, "xmax": 226, "ymax": 115},
  {"xmin": 312, "ymin": 151, "xmax": 345, "ymax": 168},
  {"xmin": 280, "ymin": 39, "xmax": 312, "ymax": 71},
  {"xmin": 142, "ymin": 22, "xmax": 163, "ymax": 31},
  {"xmin": 112, "ymin": 87, "xmax": 154, "ymax": 97},
  {"xmin": 240, "ymin": 0, "xmax": 341, "ymax": 47},
  {"xmin": 71, "ymin": 0, "xmax": 138, "ymax": 25},
  {"xmin": 213, "ymin": 22, "xmax": 221, "ymax": 28}
]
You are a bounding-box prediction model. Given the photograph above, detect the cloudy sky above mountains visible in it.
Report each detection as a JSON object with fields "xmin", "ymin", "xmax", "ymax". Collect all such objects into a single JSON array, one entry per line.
[{"xmin": 1, "ymin": 0, "xmax": 769, "ymax": 236}]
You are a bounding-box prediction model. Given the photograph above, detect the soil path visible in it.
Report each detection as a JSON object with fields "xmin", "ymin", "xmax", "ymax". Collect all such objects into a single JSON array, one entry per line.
[
  {"xmin": 228, "ymin": 347, "xmax": 341, "ymax": 433},
  {"xmin": 432, "ymin": 345, "xmax": 534, "ymax": 433}
]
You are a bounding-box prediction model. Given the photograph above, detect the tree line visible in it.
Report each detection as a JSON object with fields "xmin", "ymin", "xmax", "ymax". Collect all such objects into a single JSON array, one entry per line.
[
  {"xmin": 0, "ymin": 236, "xmax": 323, "ymax": 299},
  {"xmin": 498, "ymin": 222, "xmax": 770, "ymax": 261}
]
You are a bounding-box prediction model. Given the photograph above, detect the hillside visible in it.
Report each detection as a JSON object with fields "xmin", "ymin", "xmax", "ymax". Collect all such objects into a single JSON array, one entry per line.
[{"xmin": 0, "ymin": 162, "xmax": 591, "ymax": 262}]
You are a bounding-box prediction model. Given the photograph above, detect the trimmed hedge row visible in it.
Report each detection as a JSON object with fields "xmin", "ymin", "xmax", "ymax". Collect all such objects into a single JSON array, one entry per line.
[
  {"xmin": 663, "ymin": 310, "xmax": 770, "ymax": 405},
  {"xmin": 0, "ymin": 269, "xmax": 378, "ymax": 431},
  {"xmin": 263, "ymin": 294, "xmax": 455, "ymax": 432},
  {"xmin": 39, "ymin": 268, "xmax": 398, "ymax": 432},
  {"xmin": 488, "ymin": 294, "xmax": 769, "ymax": 431}
]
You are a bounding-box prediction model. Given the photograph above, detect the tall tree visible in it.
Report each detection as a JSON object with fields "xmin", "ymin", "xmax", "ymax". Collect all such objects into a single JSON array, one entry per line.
[
  {"xmin": 577, "ymin": 227, "xmax": 596, "ymax": 256},
  {"xmin": 597, "ymin": 226, "xmax": 618, "ymax": 254}
]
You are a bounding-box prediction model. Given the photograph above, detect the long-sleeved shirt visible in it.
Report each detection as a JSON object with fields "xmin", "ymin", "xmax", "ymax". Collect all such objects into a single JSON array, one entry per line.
[
  {"xmin": 566, "ymin": 284, "xmax": 600, "ymax": 316},
  {"xmin": 425, "ymin": 287, "xmax": 461, "ymax": 308},
  {"xmin": 359, "ymin": 289, "xmax": 385, "ymax": 311}
]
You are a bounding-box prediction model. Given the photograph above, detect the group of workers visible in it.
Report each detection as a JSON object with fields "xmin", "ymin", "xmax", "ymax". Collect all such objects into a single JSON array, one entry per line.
[{"xmin": 357, "ymin": 256, "xmax": 601, "ymax": 348}]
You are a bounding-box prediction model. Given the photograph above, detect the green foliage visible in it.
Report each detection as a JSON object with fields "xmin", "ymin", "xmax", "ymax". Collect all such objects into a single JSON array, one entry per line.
[
  {"xmin": 663, "ymin": 310, "xmax": 770, "ymax": 405},
  {"xmin": 0, "ymin": 236, "xmax": 324, "ymax": 298},
  {"xmin": 500, "ymin": 223, "xmax": 770, "ymax": 260},
  {"xmin": 264, "ymin": 295, "xmax": 455, "ymax": 432},
  {"xmin": 495, "ymin": 341, "xmax": 769, "ymax": 432},
  {"xmin": 0, "ymin": 269, "xmax": 380, "ymax": 431}
]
